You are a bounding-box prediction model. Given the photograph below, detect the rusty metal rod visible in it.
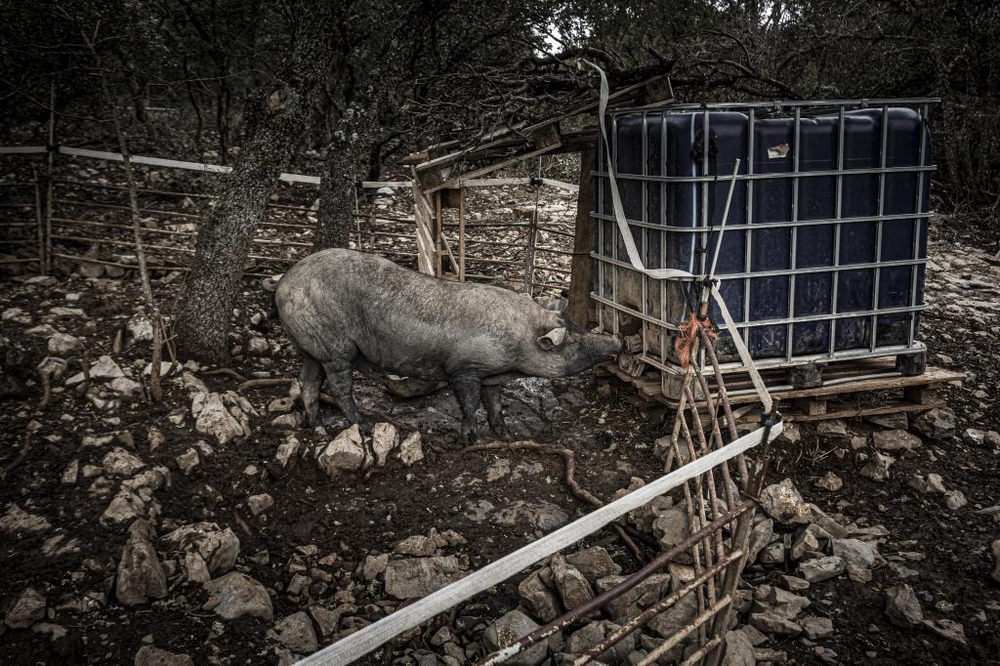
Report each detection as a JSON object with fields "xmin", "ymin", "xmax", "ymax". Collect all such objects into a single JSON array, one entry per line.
[
  {"xmin": 570, "ymin": 550, "xmax": 742, "ymax": 666},
  {"xmin": 476, "ymin": 501, "xmax": 754, "ymax": 666}
]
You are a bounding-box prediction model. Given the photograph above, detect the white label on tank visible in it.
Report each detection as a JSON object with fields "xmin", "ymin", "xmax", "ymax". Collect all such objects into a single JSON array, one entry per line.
[{"xmin": 767, "ymin": 143, "xmax": 790, "ymax": 158}]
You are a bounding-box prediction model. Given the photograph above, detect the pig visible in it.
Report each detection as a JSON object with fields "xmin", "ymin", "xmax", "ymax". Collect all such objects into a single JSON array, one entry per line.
[{"xmin": 275, "ymin": 249, "xmax": 622, "ymax": 442}]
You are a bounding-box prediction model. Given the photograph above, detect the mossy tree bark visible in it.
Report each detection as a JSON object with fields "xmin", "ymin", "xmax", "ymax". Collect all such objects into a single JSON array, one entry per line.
[{"xmin": 174, "ymin": 4, "xmax": 334, "ymax": 364}]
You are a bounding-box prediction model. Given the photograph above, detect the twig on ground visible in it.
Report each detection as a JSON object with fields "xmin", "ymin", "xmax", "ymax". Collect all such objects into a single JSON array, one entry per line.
[
  {"xmin": 465, "ymin": 439, "xmax": 646, "ymax": 562},
  {"xmin": 238, "ymin": 378, "xmax": 293, "ymax": 391},
  {"xmin": 38, "ymin": 368, "xmax": 52, "ymax": 410},
  {"xmin": 201, "ymin": 367, "xmax": 249, "ymax": 383},
  {"xmin": 1, "ymin": 434, "xmax": 33, "ymax": 480}
]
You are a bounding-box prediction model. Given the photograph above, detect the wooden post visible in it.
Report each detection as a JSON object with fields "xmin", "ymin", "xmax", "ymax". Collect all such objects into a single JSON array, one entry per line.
[
  {"xmin": 567, "ymin": 150, "xmax": 596, "ymax": 327},
  {"xmin": 434, "ymin": 190, "xmax": 443, "ymax": 277},
  {"xmin": 45, "ymin": 78, "xmax": 55, "ymax": 274},
  {"xmin": 33, "ymin": 167, "xmax": 44, "ymax": 275},
  {"xmin": 458, "ymin": 186, "xmax": 466, "ymax": 281}
]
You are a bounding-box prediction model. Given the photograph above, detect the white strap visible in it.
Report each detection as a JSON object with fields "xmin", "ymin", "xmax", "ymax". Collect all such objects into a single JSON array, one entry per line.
[{"xmin": 710, "ymin": 285, "xmax": 773, "ymax": 413}]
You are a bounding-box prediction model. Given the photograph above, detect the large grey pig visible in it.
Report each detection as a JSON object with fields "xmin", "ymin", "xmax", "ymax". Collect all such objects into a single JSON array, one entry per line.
[{"xmin": 275, "ymin": 249, "xmax": 622, "ymax": 442}]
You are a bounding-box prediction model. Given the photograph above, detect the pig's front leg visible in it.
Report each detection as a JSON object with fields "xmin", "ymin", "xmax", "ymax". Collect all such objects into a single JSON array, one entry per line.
[
  {"xmin": 481, "ymin": 383, "xmax": 509, "ymax": 439},
  {"xmin": 450, "ymin": 374, "xmax": 482, "ymax": 443},
  {"xmin": 323, "ymin": 362, "xmax": 371, "ymax": 434}
]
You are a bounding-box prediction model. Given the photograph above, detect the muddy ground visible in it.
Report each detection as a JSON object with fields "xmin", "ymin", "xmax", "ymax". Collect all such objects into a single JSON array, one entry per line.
[{"xmin": 0, "ymin": 179, "xmax": 999, "ymax": 665}]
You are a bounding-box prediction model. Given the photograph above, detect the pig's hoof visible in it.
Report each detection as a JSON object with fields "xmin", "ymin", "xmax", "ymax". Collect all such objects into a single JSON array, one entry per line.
[
  {"xmin": 463, "ymin": 430, "xmax": 479, "ymax": 445},
  {"xmin": 357, "ymin": 418, "xmax": 374, "ymax": 437}
]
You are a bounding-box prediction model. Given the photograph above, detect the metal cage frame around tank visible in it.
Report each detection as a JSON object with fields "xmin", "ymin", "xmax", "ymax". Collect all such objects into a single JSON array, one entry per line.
[{"xmin": 591, "ymin": 98, "xmax": 938, "ymax": 384}]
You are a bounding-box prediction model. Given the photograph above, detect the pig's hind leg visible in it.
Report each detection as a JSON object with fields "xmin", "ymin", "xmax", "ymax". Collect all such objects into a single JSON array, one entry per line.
[
  {"xmin": 322, "ymin": 360, "xmax": 370, "ymax": 434},
  {"xmin": 298, "ymin": 354, "xmax": 323, "ymax": 426}
]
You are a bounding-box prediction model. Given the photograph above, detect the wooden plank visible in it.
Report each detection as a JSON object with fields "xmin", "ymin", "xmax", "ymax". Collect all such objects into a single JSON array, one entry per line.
[
  {"xmin": 794, "ymin": 398, "xmax": 827, "ymax": 416},
  {"xmin": 425, "ymin": 144, "xmax": 562, "ymax": 194},
  {"xmin": 782, "ymin": 399, "xmax": 945, "ymax": 423}
]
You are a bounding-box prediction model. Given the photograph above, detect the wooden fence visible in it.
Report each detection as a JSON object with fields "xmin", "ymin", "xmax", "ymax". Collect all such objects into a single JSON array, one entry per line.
[{"xmin": 0, "ymin": 147, "xmax": 579, "ymax": 298}]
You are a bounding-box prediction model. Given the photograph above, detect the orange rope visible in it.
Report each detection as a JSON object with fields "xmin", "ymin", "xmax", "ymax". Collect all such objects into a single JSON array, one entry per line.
[{"xmin": 674, "ymin": 312, "xmax": 719, "ymax": 368}]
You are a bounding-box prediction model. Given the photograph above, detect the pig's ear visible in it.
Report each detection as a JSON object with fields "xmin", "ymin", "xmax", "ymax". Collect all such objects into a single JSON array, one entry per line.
[{"xmin": 536, "ymin": 327, "xmax": 567, "ymax": 351}]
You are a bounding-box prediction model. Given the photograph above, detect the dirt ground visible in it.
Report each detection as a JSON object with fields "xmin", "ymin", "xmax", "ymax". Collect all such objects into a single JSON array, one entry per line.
[{"xmin": 1, "ymin": 178, "xmax": 999, "ymax": 665}]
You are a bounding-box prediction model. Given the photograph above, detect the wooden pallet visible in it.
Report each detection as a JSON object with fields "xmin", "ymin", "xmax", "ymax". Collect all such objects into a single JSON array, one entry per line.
[{"xmin": 595, "ymin": 358, "xmax": 964, "ymax": 422}]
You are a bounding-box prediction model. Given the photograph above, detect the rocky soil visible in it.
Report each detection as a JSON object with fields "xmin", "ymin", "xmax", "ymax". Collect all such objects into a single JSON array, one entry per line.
[{"xmin": 1, "ymin": 187, "xmax": 999, "ymax": 665}]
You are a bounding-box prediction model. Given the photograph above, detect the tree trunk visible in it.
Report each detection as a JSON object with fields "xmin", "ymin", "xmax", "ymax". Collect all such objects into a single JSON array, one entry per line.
[
  {"xmin": 313, "ymin": 101, "xmax": 379, "ymax": 251},
  {"xmin": 175, "ymin": 1, "xmax": 335, "ymax": 364}
]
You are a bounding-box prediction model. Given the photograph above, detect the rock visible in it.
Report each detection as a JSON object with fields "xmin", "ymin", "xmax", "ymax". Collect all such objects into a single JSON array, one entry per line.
[
  {"xmin": 814, "ymin": 471, "xmax": 843, "ymax": 492},
  {"xmin": 565, "ymin": 547, "xmax": 621, "ymax": 584},
  {"xmin": 275, "ymin": 435, "xmax": 303, "ymax": 468},
  {"xmin": 791, "ymin": 527, "xmax": 820, "ymax": 561},
  {"xmin": 759, "ymin": 541, "xmax": 786, "ymax": 565},
  {"xmin": 116, "ymin": 519, "xmax": 168, "ymax": 606},
  {"xmin": 518, "ymin": 569, "xmax": 562, "ymax": 623},
  {"xmin": 100, "ymin": 490, "xmax": 146, "ymax": 526},
  {"xmin": 801, "ymin": 615, "xmax": 834, "ymax": 639},
  {"xmin": 985, "ymin": 431, "xmax": 1000, "ymax": 449},
  {"xmin": 860, "ymin": 451, "xmax": 895, "ymax": 481},
  {"xmin": 872, "ymin": 429, "xmax": 922, "ymax": 452},
  {"xmin": 203, "ymin": 572, "xmax": 273, "ymax": 621},
  {"xmin": 37, "ymin": 357, "xmax": 68, "ymax": 383},
  {"xmin": 309, "ymin": 605, "xmax": 352, "ymax": 638},
  {"xmin": 384, "ymin": 375, "xmax": 444, "ymax": 399},
  {"xmin": 0, "ymin": 503, "xmax": 52, "ymax": 534},
  {"xmin": 961, "ymin": 428, "xmax": 985, "ymax": 447},
  {"xmin": 176, "ymin": 448, "xmax": 200, "ymax": 474},
  {"xmin": 267, "ymin": 397, "xmax": 294, "ymax": 414},
  {"xmin": 912, "ymin": 407, "xmax": 956, "ymax": 440},
  {"xmin": 383, "ymin": 556, "xmax": 464, "ymax": 599},
  {"xmin": 885, "ymin": 583, "xmax": 923, "ymax": 628},
  {"xmin": 61, "ymin": 459, "xmax": 79, "ymax": 485},
  {"xmin": 371, "ymin": 422, "xmax": 399, "ymax": 467},
  {"xmin": 923, "ymin": 619, "xmax": 966, "ymax": 644},
  {"xmin": 103, "ymin": 447, "xmax": 146, "ymax": 477},
  {"xmin": 778, "ymin": 421, "xmax": 801, "ymax": 444},
  {"xmin": 566, "ymin": 620, "xmax": 633, "ymax": 664},
  {"xmin": 652, "ymin": 507, "xmax": 691, "ymax": 550},
  {"xmin": 759, "ymin": 478, "xmax": 813, "ymax": 525},
  {"xmin": 847, "ymin": 561, "xmax": 873, "ymax": 583},
  {"xmin": 749, "ymin": 611, "xmax": 802, "ymax": 636},
  {"xmin": 798, "ymin": 556, "xmax": 846, "ymax": 583},
  {"xmin": 161, "ymin": 522, "xmax": 240, "ymax": 578},
  {"xmin": 133, "ymin": 645, "xmax": 195, "ymax": 666},
  {"xmin": 483, "ymin": 610, "xmax": 548, "ymax": 666},
  {"xmin": 816, "ymin": 419, "xmax": 849, "ymax": 440},
  {"xmin": 487, "ymin": 458, "xmax": 511, "ymax": 482},
  {"xmin": 748, "ymin": 518, "xmax": 774, "ymax": 564},
  {"xmin": 781, "ymin": 575, "xmax": 810, "ymax": 592},
  {"xmin": 925, "ymin": 473, "xmax": 947, "ymax": 493},
  {"xmin": 813, "ymin": 646, "xmax": 838, "ymax": 664},
  {"xmin": 179, "ymin": 372, "xmax": 209, "ymax": 395},
  {"xmin": 596, "ymin": 574, "xmax": 671, "ymax": 622},
  {"xmin": 398, "ymin": 431, "xmax": 424, "ymax": 466},
  {"xmin": 48, "ymin": 332, "xmax": 82, "ymax": 355},
  {"xmin": 944, "ymin": 490, "xmax": 967, "ymax": 510},
  {"xmin": 831, "ymin": 538, "xmax": 878, "ymax": 568},
  {"xmin": 755, "ymin": 585, "xmax": 811, "ymax": 619},
  {"xmin": 30, "ymin": 622, "xmax": 67, "ymax": 641},
  {"xmin": 992, "ymin": 540, "xmax": 1000, "ymax": 584},
  {"xmin": 110, "ymin": 377, "xmax": 144, "ymax": 400},
  {"xmin": 191, "ymin": 392, "xmax": 253, "ymax": 445},
  {"xmin": 492, "ymin": 501, "xmax": 569, "ymax": 532},
  {"xmin": 246, "ymin": 336, "xmax": 269, "ymax": 356},
  {"xmin": 722, "ymin": 629, "xmax": 756, "ymax": 666},
  {"xmin": 647, "ymin": 589, "xmax": 697, "ymax": 638},
  {"xmin": 269, "ymin": 611, "xmax": 319, "ymax": 654},
  {"xmin": 395, "ymin": 535, "xmax": 438, "ymax": 557},
  {"xmin": 361, "ymin": 553, "xmax": 390, "ymax": 580},
  {"xmin": 4, "ymin": 588, "xmax": 46, "ymax": 629},
  {"xmin": 552, "ymin": 562, "xmax": 594, "ymax": 611},
  {"xmin": 270, "ymin": 412, "xmax": 303, "ymax": 430},
  {"xmin": 317, "ymin": 425, "xmax": 366, "ymax": 476},
  {"xmin": 147, "ymin": 427, "xmax": 166, "ymax": 452},
  {"xmin": 125, "ymin": 315, "xmax": 154, "ymax": 347},
  {"xmin": 90, "ymin": 355, "xmax": 125, "ymax": 380},
  {"xmin": 248, "ymin": 493, "xmax": 275, "ymax": 517}
]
